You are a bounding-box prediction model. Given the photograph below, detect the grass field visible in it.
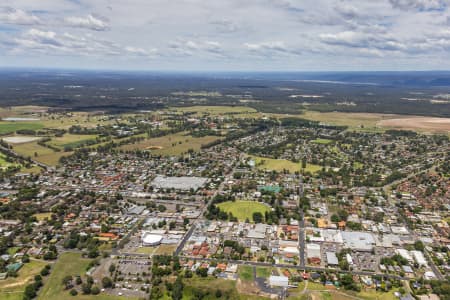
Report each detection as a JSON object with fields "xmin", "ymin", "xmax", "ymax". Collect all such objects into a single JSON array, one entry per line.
[
  {"xmin": 38, "ymin": 252, "xmax": 91, "ymax": 300},
  {"xmin": 46, "ymin": 134, "xmax": 98, "ymax": 149},
  {"xmin": 0, "ymin": 152, "xmax": 19, "ymax": 168},
  {"xmin": 217, "ymin": 201, "xmax": 271, "ymax": 222},
  {"xmin": 0, "ymin": 259, "xmax": 47, "ymax": 300},
  {"xmin": 120, "ymin": 131, "xmax": 221, "ymax": 155},
  {"xmin": 12, "ymin": 142, "xmax": 71, "ymax": 166},
  {"xmin": 250, "ymin": 155, "xmax": 322, "ymax": 173},
  {"xmin": 301, "ymin": 111, "xmax": 392, "ymax": 132},
  {"xmin": 238, "ymin": 265, "xmax": 254, "ymax": 281},
  {"xmin": 171, "ymin": 105, "xmax": 258, "ymax": 117},
  {"xmin": 33, "ymin": 212, "xmax": 53, "ymax": 221},
  {"xmin": 256, "ymin": 267, "xmax": 271, "ymax": 278},
  {"xmin": 311, "ymin": 138, "xmax": 333, "ymax": 144},
  {"xmin": 0, "ymin": 122, "xmax": 44, "ymax": 135}
]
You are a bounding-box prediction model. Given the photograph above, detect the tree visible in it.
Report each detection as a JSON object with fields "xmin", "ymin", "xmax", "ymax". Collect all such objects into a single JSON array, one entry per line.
[
  {"xmin": 81, "ymin": 283, "xmax": 91, "ymax": 294},
  {"xmin": 414, "ymin": 241, "xmax": 425, "ymax": 252},
  {"xmin": 109, "ymin": 264, "xmax": 116, "ymax": 274},
  {"xmin": 172, "ymin": 276, "xmax": 183, "ymax": 300},
  {"xmin": 252, "ymin": 212, "xmax": 263, "ymax": 223},
  {"xmin": 70, "ymin": 289, "xmax": 78, "ymax": 296},
  {"xmin": 91, "ymin": 285, "xmax": 100, "ymax": 295},
  {"xmin": 102, "ymin": 276, "xmax": 113, "ymax": 288}
]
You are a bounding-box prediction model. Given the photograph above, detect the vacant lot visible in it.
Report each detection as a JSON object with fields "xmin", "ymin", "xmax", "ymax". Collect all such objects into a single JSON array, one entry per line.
[
  {"xmin": 238, "ymin": 265, "xmax": 254, "ymax": 281},
  {"xmin": 217, "ymin": 201, "xmax": 271, "ymax": 222},
  {"xmin": 377, "ymin": 117, "xmax": 450, "ymax": 133},
  {"xmin": 0, "ymin": 259, "xmax": 47, "ymax": 300},
  {"xmin": 182, "ymin": 276, "xmax": 269, "ymax": 300},
  {"xmin": 121, "ymin": 131, "xmax": 221, "ymax": 155}
]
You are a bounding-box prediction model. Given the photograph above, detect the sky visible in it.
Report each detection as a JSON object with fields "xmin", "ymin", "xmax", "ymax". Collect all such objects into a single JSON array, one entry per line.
[{"xmin": 0, "ymin": 0, "xmax": 450, "ymax": 71}]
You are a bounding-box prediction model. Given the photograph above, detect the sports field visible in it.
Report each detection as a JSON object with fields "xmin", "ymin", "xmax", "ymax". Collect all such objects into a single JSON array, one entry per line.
[
  {"xmin": 250, "ymin": 155, "xmax": 321, "ymax": 173},
  {"xmin": 46, "ymin": 134, "xmax": 98, "ymax": 149},
  {"xmin": 120, "ymin": 131, "xmax": 221, "ymax": 155},
  {"xmin": 217, "ymin": 200, "xmax": 271, "ymax": 222}
]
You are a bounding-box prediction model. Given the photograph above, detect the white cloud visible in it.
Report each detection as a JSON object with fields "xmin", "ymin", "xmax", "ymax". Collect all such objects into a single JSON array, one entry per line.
[
  {"xmin": 388, "ymin": 0, "xmax": 447, "ymax": 11},
  {"xmin": 11, "ymin": 28, "xmax": 156, "ymax": 58},
  {"xmin": 168, "ymin": 39, "xmax": 223, "ymax": 56},
  {"xmin": 244, "ymin": 41, "xmax": 300, "ymax": 56},
  {"xmin": 64, "ymin": 14, "xmax": 109, "ymax": 31},
  {"xmin": 0, "ymin": 7, "xmax": 41, "ymax": 25}
]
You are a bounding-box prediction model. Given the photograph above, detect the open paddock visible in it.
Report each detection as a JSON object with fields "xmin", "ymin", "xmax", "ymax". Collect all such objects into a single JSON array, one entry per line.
[{"xmin": 377, "ymin": 116, "xmax": 450, "ymax": 133}]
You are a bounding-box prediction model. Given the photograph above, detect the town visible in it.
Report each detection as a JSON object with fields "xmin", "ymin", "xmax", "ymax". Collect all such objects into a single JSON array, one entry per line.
[{"xmin": 0, "ymin": 104, "xmax": 448, "ymax": 300}]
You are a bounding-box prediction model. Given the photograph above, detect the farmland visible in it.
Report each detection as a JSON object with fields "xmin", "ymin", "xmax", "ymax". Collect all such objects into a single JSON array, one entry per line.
[{"xmin": 217, "ymin": 201, "xmax": 271, "ymax": 222}]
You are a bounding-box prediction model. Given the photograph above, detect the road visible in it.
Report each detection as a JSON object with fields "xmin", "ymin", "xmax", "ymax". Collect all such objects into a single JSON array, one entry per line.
[
  {"xmin": 173, "ymin": 164, "xmax": 236, "ymax": 257},
  {"xmin": 298, "ymin": 210, "xmax": 305, "ymax": 269},
  {"xmin": 180, "ymin": 255, "xmax": 409, "ymax": 281}
]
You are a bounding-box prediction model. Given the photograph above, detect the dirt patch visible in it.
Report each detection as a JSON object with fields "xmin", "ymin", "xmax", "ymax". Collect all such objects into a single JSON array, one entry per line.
[
  {"xmin": 377, "ymin": 117, "xmax": 450, "ymax": 133},
  {"xmin": 236, "ymin": 278, "xmax": 273, "ymax": 299},
  {"xmin": 3, "ymin": 136, "xmax": 41, "ymax": 143},
  {"xmin": 146, "ymin": 145, "xmax": 163, "ymax": 150}
]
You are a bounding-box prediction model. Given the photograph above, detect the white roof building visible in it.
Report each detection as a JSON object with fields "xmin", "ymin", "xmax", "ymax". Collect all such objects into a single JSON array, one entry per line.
[
  {"xmin": 396, "ymin": 248, "xmax": 413, "ymax": 262},
  {"xmin": 269, "ymin": 275, "xmax": 289, "ymax": 287},
  {"xmin": 411, "ymin": 250, "xmax": 427, "ymax": 267}
]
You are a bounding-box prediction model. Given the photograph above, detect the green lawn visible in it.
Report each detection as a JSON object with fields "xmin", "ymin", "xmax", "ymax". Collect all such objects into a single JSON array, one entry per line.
[
  {"xmin": 217, "ymin": 201, "xmax": 271, "ymax": 222},
  {"xmin": 238, "ymin": 265, "xmax": 253, "ymax": 281}
]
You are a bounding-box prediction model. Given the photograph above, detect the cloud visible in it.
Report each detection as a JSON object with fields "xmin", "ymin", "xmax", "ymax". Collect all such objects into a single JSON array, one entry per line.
[
  {"xmin": 210, "ymin": 19, "xmax": 239, "ymax": 33},
  {"xmin": 64, "ymin": 14, "xmax": 109, "ymax": 31},
  {"xmin": 244, "ymin": 41, "xmax": 300, "ymax": 56},
  {"xmin": 0, "ymin": 7, "xmax": 41, "ymax": 25},
  {"xmin": 168, "ymin": 39, "xmax": 223, "ymax": 56},
  {"xmin": 388, "ymin": 0, "xmax": 447, "ymax": 11},
  {"xmin": 319, "ymin": 31, "xmax": 406, "ymax": 52},
  {"xmin": 10, "ymin": 28, "xmax": 156, "ymax": 58}
]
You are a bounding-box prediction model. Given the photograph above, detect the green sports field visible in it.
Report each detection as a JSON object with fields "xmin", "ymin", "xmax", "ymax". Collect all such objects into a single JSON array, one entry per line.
[{"xmin": 217, "ymin": 200, "xmax": 271, "ymax": 222}]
